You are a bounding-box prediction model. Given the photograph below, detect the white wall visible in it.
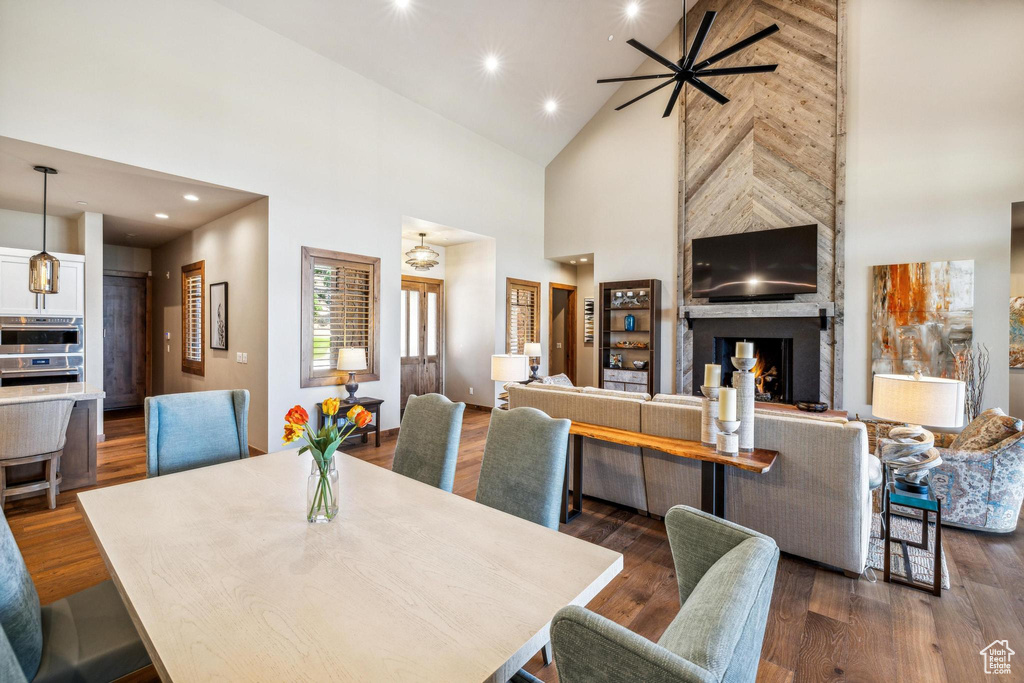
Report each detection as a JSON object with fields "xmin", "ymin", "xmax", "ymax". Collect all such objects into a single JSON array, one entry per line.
[
  {"xmin": 0, "ymin": 208, "xmax": 80, "ymax": 253},
  {"xmin": 103, "ymin": 244, "xmax": 151, "ymax": 273},
  {"xmin": 77, "ymin": 212, "xmax": 103, "ymax": 435},
  {"xmin": 400, "ymin": 237, "xmax": 445, "ymax": 278},
  {"xmin": 0, "ymin": 0, "xmax": 573, "ymax": 448},
  {"xmin": 151, "ymin": 198, "xmax": 269, "ymax": 451},
  {"xmin": 444, "ymin": 239, "xmax": 496, "ymax": 406},
  {"xmin": 545, "ymin": 27, "xmax": 679, "ymax": 394},
  {"xmin": 844, "ymin": 0, "xmax": 1024, "ymax": 417}
]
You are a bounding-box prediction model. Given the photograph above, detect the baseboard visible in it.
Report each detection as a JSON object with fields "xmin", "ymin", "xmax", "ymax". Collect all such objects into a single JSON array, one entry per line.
[
  {"xmin": 96, "ymin": 433, "xmax": 106, "ymax": 443},
  {"xmin": 381, "ymin": 427, "xmax": 399, "ymax": 439},
  {"xmin": 465, "ymin": 404, "xmax": 493, "ymax": 413}
]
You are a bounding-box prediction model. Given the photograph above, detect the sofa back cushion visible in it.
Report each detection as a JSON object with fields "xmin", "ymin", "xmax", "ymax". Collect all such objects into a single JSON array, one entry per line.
[
  {"xmin": 951, "ymin": 408, "xmax": 1023, "ymax": 451},
  {"xmin": 652, "ymin": 393, "xmax": 848, "ymax": 424},
  {"xmin": 507, "ymin": 384, "xmax": 642, "ymax": 431},
  {"xmin": 582, "ymin": 386, "xmax": 652, "ymax": 401}
]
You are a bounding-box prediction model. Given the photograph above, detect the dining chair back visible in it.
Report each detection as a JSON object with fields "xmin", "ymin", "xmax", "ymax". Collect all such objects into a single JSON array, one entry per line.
[
  {"xmin": 0, "ymin": 399, "xmax": 75, "ymax": 510},
  {"xmin": 0, "ymin": 510, "xmax": 42, "ymax": 680},
  {"xmin": 476, "ymin": 407, "xmax": 570, "ymax": 530},
  {"xmin": 392, "ymin": 393, "xmax": 465, "ymax": 492},
  {"xmin": 145, "ymin": 390, "xmax": 249, "ymax": 477},
  {"xmin": 0, "ymin": 625, "xmax": 27, "ymax": 683}
]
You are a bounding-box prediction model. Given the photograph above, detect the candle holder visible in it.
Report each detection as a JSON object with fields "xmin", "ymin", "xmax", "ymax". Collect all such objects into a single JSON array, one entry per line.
[
  {"xmin": 731, "ymin": 356, "xmax": 756, "ymax": 452},
  {"xmin": 699, "ymin": 385, "xmax": 720, "ymax": 447},
  {"xmin": 714, "ymin": 418, "xmax": 741, "ymax": 455}
]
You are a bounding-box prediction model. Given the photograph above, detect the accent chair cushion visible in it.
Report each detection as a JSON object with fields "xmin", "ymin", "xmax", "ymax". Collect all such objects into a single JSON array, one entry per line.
[{"xmin": 951, "ymin": 408, "xmax": 1023, "ymax": 451}]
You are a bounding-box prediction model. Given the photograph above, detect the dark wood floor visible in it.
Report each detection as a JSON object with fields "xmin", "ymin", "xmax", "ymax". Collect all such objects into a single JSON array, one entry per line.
[{"xmin": 5, "ymin": 407, "xmax": 1023, "ymax": 682}]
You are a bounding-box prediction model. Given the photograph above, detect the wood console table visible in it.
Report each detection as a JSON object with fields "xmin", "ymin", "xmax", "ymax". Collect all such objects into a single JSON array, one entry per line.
[{"xmin": 561, "ymin": 421, "xmax": 778, "ymax": 523}]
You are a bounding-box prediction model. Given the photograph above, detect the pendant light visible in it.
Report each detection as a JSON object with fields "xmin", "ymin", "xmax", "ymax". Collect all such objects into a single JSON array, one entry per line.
[
  {"xmin": 404, "ymin": 233, "xmax": 439, "ymax": 272},
  {"xmin": 29, "ymin": 165, "xmax": 60, "ymax": 295}
]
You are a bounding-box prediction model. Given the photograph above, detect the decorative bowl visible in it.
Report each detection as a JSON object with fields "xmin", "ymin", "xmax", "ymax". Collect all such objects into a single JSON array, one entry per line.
[
  {"xmin": 796, "ymin": 401, "xmax": 828, "ymax": 413},
  {"xmin": 632, "ymin": 360, "xmax": 648, "ymax": 370}
]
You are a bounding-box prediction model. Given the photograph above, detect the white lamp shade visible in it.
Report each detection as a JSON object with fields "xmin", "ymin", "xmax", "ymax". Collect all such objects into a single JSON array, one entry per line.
[
  {"xmin": 337, "ymin": 347, "xmax": 368, "ymax": 372},
  {"xmin": 491, "ymin": 354, "xmax": 529, "ymax": 382},
  {"xmin": 872, "ymin": 373, "xmax": 966, "ymax": 428},
  {"xmin": 523, "ymin": 342, "xmax": 542, "ymax": 358}
]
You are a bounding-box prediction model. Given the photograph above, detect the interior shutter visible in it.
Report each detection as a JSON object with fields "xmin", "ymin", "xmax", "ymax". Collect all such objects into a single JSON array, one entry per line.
[
  {"xmin": 506, "ymin": 279, "xmax": 540, "ymax": 354},
  {"xmin": 309, "ymin": 256, "xmax": 375, "ymax": 379},
  {"xmin": 181, "ymin": 261, "xmax": 205, "ymax": 376}
]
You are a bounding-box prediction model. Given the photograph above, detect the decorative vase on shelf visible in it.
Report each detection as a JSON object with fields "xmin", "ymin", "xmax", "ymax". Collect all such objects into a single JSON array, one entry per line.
[{"xmin": 624, "ymin": 314, "xmax": 636, "ymax": 332}]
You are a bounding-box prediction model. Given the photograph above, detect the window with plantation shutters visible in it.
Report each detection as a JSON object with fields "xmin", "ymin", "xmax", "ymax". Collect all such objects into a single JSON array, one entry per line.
[
  {"xmin": 506, "ymin": 278, "xmax": 540, "ymax": 355},
  {"xmin": 181, "ymin": 260, "xmax": 205, "ymax": 376},
  {"xmin": 301, "ymin": 247, "xmax": 381, "ymax": 388}
]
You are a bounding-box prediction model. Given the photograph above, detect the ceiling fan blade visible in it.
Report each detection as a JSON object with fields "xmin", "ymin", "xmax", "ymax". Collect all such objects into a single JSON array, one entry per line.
[
  {"xmin": 683, "ymin": 11, "xmax": 717, "ymax": 70},
  {"xmin": 692, "ymin": 24, "xmax": 780, "ymax": 70},
  {"xmin": 626, "ymin": 39, "xmax": 682, "ymax": 72},
  {"xmin": 695, "ymin": 64, "xmax": 778, "ymax": 77},
  {"xmin": 597, "ymin": 73, "xmax": 675, "ymax": 84},
  {"xmin": 662, "ymin": 80, "xmax": 684, "ymax": 118},
  {"xmin": 689, "ymin": 76, "xmax": 730, "ymax": 105},
  {"xmin": 615, "ymin": 78, "xmax": 676, "ymax": 110}
]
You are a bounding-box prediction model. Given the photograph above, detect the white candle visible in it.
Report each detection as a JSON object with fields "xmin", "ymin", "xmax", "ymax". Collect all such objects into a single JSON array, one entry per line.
[
  {"xmin": 704, "ymin": 364, "xmax": 721, "ymax": 388},
  {"xmin": 719, "ymin": 387, "xmax": 737, "ymax": 421},
  {"xmin": 736, "ymin": 341, "xmax": 754, "ymax": 358}
]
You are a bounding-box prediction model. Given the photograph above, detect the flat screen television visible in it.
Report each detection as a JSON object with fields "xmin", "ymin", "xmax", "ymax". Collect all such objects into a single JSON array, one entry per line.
[{"xmin": 692, "ymin": 225, "xmax": 818, "ymax": 302}]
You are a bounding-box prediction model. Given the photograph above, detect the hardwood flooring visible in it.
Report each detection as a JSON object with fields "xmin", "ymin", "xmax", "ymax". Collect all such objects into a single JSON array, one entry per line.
[{"xmin": 5, "ymin": 408, "xmax": 1022, "ymax": 682}]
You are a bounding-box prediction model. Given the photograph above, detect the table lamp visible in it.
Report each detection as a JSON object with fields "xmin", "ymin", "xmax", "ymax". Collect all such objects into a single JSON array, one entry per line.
[
  {"xmin": 523, "ymin": 342, "xmax": 542, "ymax": 381},
  {"xmin": 337, "ymin": 347, "xmax": 368, "ymax": 402},
  {"xmin": 491, "ymin": 354, "xmax": 529, "ymax": 383},
  {"xmin": 872, "ymin": 372, "xmax": 966, "ymax": 492}
]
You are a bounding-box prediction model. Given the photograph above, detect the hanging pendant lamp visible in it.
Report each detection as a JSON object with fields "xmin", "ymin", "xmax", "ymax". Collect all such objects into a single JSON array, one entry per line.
[
  {"xmin": 29, "ymin": 165, "xmax": 60, "ymax": 295},
  {"xmin": 405, "ymin": 233, "xmax": 439, "ymax": 272}
]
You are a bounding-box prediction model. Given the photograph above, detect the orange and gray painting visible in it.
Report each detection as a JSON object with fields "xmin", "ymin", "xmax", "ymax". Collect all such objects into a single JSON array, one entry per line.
[
  {"xmin": 871, "ymin": 260, "xmax": 974, "ymax": 378},
  {"xmin": 1011, "ymin": 297, "xmax": 1024, "ymax": 368}
]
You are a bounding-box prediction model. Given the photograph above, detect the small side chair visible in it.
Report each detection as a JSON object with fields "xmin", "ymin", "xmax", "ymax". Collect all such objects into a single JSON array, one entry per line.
[
  {"xmin": 0, "ymin": 399, "xmax": 76, "ymax": 510},
  {"xmin": 391, "ymin": 393, "xmax": 465, "ymax": 492},
  {"xmin": 145, "ymin": 390, "xmax": 249, "ymax": 477}
]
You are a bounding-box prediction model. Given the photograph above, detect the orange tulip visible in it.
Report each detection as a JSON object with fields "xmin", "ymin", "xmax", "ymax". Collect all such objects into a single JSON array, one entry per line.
[
  {"xmin": 322, "ymin": 397, "xmax": 341, "ymax": 417},
  {"xmin": 285, "ymin": 405, "xmax": 309, "ymax": 426},
  {"xmin": 352, "ymin": 407, "xmax": 372, "ymax": 429},
  {"xmin": 282, "ymin": 422, "xmax": 305, "ymax": 444}
]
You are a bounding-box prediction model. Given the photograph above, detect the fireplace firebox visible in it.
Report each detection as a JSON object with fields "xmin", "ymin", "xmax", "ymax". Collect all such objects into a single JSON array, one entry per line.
[{"xmin": 714, "ymin": 337, "xmax": 793, "ymax": 404}]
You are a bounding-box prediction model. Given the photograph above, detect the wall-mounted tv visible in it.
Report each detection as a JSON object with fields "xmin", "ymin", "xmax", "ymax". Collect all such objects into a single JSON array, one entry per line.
[{"xmin": 692, "ymin": 225, "xmax": 818, "ymax": 302}]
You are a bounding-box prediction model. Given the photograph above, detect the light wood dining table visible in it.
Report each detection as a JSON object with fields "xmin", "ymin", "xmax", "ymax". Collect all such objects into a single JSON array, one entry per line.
[{"xmin": 77, "ymin": 450, "xmax": 623, "ymax": 682}]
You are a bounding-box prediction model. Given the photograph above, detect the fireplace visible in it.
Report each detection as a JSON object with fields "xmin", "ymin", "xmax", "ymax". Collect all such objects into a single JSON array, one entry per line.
[{"xmin": 713, "ymin": 337, "xmax": 793, "ymax": 403}]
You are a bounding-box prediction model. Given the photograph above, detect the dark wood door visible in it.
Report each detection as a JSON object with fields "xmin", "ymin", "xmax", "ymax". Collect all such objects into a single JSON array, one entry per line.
[
  {"xmin": 400, "ymin": 276, "xmax": 444, "ymax": 409},
  {"xmin": 103, "ymin": 275, "xmax": 148, "ymax": 409}
]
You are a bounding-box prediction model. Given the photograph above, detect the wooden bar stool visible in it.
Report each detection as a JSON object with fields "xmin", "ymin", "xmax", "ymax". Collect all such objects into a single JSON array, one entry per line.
[{"xmin": 0, "ymin": 399, "xmax": 76, "ymax": 510}]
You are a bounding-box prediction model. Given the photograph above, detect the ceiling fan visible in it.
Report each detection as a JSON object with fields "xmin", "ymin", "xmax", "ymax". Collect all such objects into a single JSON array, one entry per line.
[{"xmin": 597, "ymin": 10, "xmax": 780, "ymax": 116}]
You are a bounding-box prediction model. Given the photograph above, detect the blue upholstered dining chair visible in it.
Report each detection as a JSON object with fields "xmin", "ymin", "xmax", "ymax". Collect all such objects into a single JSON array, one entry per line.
[
  {"xmin": 391, "ymin": 393, "xmax": 465, "ymax": 492},
  {"xmin": 476, "ymin": 407, "xmax": 570, "ymax": 531},
  {"xmin": 0, "ymin": 511, "xmax": 151, "ymax": 682},
  {"xmin": 546, "ymin": 506, "xmax": 779, "ymax": 683},
  {"xmin": 145, "ymin": 390, "xmax": 249, "ymax": 477}
]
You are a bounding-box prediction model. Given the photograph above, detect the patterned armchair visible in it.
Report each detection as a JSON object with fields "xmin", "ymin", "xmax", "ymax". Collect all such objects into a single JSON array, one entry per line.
[{"xmin": 928, "ymin": 409, "xmax": 1024, "ymax": 533}]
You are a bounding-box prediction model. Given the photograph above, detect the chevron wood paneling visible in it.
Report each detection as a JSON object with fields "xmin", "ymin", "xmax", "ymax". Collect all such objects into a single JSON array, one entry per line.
[{"xmin": 679, "ymin": 0, "xmax": 844, "ymax": 405}]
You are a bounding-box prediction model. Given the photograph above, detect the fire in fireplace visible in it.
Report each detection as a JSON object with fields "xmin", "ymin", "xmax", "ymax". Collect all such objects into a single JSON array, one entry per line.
[{"xmin": 713, "ymin": 337, "xmax": 794, "ymax": 404}]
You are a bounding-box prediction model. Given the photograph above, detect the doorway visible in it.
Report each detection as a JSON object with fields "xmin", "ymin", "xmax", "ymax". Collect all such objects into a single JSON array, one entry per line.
[
  {"xmin": 549, "ymin": 283, "xmax": 577, "ymax": 385},
  {"xmin": 400, "ymin": 275, "xmax": 444, "ymax": 409},
  {"xmin": 103, "ymin": 272, "xmax": 151, "ymax": 409}
]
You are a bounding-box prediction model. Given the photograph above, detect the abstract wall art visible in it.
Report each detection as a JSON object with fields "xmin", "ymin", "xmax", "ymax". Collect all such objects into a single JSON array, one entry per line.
[
  {"xmin": 1011, "ymin": 297, "xmax": 1024, "ymax": 368},
  {"xmin": 871, "ymin": 260, "xmax": 974, "ymax": 381}
]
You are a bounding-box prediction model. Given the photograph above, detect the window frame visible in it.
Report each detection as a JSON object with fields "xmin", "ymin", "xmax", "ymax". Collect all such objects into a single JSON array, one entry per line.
[
  {"xmin": 506, "ymin": 277, "xmax": 541, "ymax": 355},
  {"xmin": 300, "ymin": 246, "xmax": 381, "ymax": 388},
  {"xmin": 181, "ymin": 260, "xmax": 205, "ymax": 376}
]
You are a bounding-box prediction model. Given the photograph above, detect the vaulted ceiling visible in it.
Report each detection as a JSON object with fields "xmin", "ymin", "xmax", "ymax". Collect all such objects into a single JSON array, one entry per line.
[{"xmin": 214, "ymin": 0, "xmax": 692, "ymax": 165}]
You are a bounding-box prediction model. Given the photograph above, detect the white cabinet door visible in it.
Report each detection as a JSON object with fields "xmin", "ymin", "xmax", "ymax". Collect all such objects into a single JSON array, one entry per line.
[
  {"xmin": 0, "ymin": 254, "xmax": 42, "ymax": 316},
  {"xmin": 41, "ymin": 259, "xmax": 84, "ymax": 316}
]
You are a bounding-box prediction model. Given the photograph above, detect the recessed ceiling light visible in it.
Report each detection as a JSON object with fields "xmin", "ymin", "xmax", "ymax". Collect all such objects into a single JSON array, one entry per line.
[
  {"xmin": 570, "ymin": 260, "xmax": 577, "ymax": 264},
  {"xmin": 484, "ymin": 55, "xmax": 499, "ymax": 72},
  {"xmin": 183, "ymin": 193, "xmax": 199, "ymax": 201},
  {"xmin": 155, "ymin": 213, "xmax": 169, "ymax": 219},
  {"xmin": 625, "ymin": 2, "xmax": 640, "ymax": 19},
  {"xmin": 544, "ymin": 99, "xmax": 558, "ymax": 114},
  {"xmin": 580, "ymin": 257, "xmax": 588, "ymax": 262},
  {"xmin": 608, "ymin": 35, "xmax": 614, "ymax": 41},
  {"xmin": 76, "ymin": 200, "xmax": 88, "ymax": 206},
  {"xmin": 394, "ymin": 0, "xmax": 410, "ymax": 8}
]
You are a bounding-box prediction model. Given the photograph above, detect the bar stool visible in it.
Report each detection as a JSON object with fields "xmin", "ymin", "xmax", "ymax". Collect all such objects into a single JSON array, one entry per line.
[{"xmin": 0, "ymin": 399, "xmax": 76, "ymax": 510}]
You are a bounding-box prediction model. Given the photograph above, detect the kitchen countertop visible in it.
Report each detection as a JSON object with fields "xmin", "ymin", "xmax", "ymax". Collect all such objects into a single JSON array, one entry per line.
[{"xmin": 0, "ymin": 382, "xmax": 105, "ymax": 406}]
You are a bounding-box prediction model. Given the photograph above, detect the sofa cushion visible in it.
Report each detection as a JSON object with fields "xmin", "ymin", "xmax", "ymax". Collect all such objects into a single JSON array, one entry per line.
[
  {"xmin": 583, "ymin": 386, "xmax": 652, "ymax": 401},
  {"xmin": 523, "ymin": 383, "xmax": 582, "ymax": 394},
  {"xmin": 652, "ymin": 393, "xmax": 848, "ymax": 424},
  {"xmin": 951, "ymin": 408, "xmax": 1023, "ymax": 451},
  {"xmin": 540, "ymin": 373, "xmax": 574, "ymax": 387}
]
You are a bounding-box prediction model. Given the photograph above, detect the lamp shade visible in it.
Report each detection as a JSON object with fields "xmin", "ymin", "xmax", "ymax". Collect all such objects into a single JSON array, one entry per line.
[
  {"xmin": 872, "ymin": 373, "xmax": 966, "ymax": 428},
  {"xmin": 491, "ymin": 354, "xmax": 529, "ymax": 382},
  {"xmin": 523, "ymin": 342, "xmax": 542, "ymax": 358},
  {"xmin": 337, "ymin": 347, "xmax": 367, "ymax": 372}
]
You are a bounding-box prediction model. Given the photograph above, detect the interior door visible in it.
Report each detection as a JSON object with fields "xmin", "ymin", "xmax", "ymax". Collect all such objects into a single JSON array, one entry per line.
[
  {"xmin": 103, "ymin": 275, "xmax": 148, "ymax": 409},
  {"xmin": 400, "ymin": 276, "xmax": 444, "ymax": 409}
]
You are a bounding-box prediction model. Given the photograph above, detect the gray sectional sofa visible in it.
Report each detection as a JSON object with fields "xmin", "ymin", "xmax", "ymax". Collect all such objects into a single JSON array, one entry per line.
[{"xmin": 507, "ymin": 383, "xmax": 873, "ymax": 575}]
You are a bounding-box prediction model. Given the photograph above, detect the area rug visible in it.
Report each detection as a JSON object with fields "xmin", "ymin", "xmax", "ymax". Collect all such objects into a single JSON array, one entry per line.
[{"xmin": 866, "ymin": 512, "xmax": 950, "ymax": 590}]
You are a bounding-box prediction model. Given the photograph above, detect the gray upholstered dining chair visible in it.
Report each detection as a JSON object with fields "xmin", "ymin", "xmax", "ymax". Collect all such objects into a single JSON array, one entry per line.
[
  {"xmin": 145, "ymin": 389, "xmax": 249, "ymax": 477},
  {"xmin": 476, "ymin": 406, "xmax": 570, "ymax": 531},
  {"xmin": 392, "ymin": 393, "xmax": 465, "ymax": 492},
  {"xmin": 547, "ymin": 506, "xmax": 779, "ymax": 683},
  {"xmin": 0, "ymin": 399, "xmax": 76, "ymax": 510},
  {"xmin": 0, "ymin": 511, "xmax": 150, "ymax": 682},
  {"xmin": 0, "ymin": 625, "xmax": 27, "ymax": 683}
]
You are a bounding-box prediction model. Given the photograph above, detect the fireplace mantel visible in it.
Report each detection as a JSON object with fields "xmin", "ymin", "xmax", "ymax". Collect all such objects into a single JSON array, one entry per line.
[{"xmin": 679, "ymin": 301, "xmax": 835, "ymax": 322}]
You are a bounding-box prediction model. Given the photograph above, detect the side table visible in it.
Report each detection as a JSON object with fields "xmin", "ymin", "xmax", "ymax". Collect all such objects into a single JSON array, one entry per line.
[
  {"xmin": 315, "ymin": 397, "xmax": 384, "ymax": 447},
  {"xmin": 883, "ymin": 478, "xmax": 942, "ymax": 596}
]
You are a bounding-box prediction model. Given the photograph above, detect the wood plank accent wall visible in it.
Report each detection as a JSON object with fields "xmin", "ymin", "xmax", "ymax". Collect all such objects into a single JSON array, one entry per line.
[{"xmin": 678, "ymin": 0, "xmax": 846, "ymax": 407}]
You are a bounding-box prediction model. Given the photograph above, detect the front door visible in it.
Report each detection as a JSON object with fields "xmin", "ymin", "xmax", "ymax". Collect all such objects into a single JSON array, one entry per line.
[
  {"xmin": 103, "ymin": 275, "xmax": 148, "ymax": 409},
  {"xmin": 400, "ymin": 276, "xmax": 443, "ymax": 409}
]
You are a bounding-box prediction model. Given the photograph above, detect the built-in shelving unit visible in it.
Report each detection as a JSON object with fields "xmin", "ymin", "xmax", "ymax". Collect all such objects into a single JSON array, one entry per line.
[{"xmin": 598, "ymin": 279, "xmax": 661, "ymax": 396}]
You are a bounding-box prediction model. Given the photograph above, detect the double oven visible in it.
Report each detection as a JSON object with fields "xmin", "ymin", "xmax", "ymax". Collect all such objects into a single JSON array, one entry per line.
[{"xmin": 0, "ymin": 316, "xmax": 84, "ymax": 386}]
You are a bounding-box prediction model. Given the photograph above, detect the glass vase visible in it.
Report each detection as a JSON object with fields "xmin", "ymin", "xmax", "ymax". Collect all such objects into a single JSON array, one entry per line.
[{"xmin": 307, "ymin": 456, "xmax": 339, "ymax": 523}]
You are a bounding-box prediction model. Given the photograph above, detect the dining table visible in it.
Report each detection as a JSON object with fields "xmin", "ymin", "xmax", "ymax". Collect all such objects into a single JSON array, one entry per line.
[{"xmin": 77, "ymin": 449, "xmax": 623, "ymax": 682}]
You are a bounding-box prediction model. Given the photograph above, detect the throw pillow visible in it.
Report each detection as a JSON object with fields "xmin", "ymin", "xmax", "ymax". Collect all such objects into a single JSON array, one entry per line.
[
  {"xmin": 540, "ymin": 373, "xmax": 574, "ymax": 387},
  {"xmin": 951, "ymin": 408, "xmax": 1023, "ymax": 451}
]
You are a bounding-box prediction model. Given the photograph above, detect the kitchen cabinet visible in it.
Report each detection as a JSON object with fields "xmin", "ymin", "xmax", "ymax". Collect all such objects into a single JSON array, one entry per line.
[{"xmin": 0, "ymin": 248, "xmax": 85, "ymax": 317}]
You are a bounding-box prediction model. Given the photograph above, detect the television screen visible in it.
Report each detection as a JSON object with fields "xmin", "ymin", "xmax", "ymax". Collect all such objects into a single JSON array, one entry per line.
[{"xmin": 692, "ymin": 225, "xmax": 818, "ymax": 301}]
